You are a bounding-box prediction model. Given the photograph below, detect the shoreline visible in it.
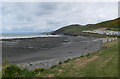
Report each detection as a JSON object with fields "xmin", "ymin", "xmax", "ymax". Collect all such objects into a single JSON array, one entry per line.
[
  {"xmin": 1, "ymin": 34, "xmax": 62, "ymax": 41},
  {"xmin": 2, "ymin": 36, "xmax": 102, "ymax": 69}
]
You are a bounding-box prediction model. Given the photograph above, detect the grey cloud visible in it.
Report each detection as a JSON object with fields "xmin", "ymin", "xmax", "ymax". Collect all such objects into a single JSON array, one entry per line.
[{"xmin": 1, "ymin": 2, "xmax": 118, "ymax": 33}]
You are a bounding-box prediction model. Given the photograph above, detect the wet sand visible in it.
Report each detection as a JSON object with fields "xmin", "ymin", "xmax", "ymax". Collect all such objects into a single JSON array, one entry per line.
[{"xmin": 2, "ymin": 36, "xmax": 102, "ymax": 69}]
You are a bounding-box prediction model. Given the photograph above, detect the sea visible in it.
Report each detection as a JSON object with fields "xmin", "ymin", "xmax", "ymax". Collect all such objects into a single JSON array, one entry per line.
[{"xmin": 0, "ymin": 33, "xmax": 60, "ymax": 40}]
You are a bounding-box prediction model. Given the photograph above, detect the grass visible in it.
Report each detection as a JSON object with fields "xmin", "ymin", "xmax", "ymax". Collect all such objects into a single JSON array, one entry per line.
[
  {"xmin": 65, "ymin": 26, "xmax": 99, "ymax": 33},
  {"xmin": 35, "ymin": 40, "xmax": 118, "ymax": 77},
  {"xmin": 2, "ymin": 40, "xmax": 118, "ymax": 77}
]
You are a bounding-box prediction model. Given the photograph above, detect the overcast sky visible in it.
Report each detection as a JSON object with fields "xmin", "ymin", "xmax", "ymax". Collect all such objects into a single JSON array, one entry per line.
[{"xmin": 1, "ymin": 2, "xmax": 118, "ymax": 33}]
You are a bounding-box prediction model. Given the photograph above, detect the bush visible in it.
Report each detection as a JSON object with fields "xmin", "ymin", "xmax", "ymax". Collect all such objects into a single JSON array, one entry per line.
[
  {"xmin": 85, "ymin": 53, "xmax": 90, "ymax": 56},
  {"xmin": 3, "ymin": 65, "xmax": 22, "ymax": 77},
  {"xmin": 64, "ymin": 59, "xmax": 71, "ymax": 63},
  {"xmin": 80, "ymin": 55, "xmax": 84, "ymax": 57},
  {"xmin": 2, "ymin": 59, "xmax": 49, "ymax": 77},
  {"xmin": 2, "ymin": 59, "xmax": 9, "ymax": 75},
  {"xmin": 32, "ymin": 67, "xmax": 46, "ymax": 74},
  {"xmin": 58, "ymin": 62, "xmax": 62, "ymax": 65},
  {"xmin": 19, "ymin": 68, "xmax": 35, "ymax": 77},
  {"xmin": 2, "ymin": 65, "xmax": 35, "ymax": 77},
  {"xmin": 50, "ymin": 65, "xmax": 57, "ymax": 69}
]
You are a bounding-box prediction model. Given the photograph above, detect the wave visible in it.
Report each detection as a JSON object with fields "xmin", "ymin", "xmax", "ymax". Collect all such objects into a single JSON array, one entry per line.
[{"xmin": 0, "ymin": 35, "xmax": 61, "ymax": 40}]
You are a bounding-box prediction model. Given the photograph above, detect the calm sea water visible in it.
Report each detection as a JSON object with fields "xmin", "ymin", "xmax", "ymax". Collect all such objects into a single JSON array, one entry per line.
[{"xmin": 1, "ymin": 33, "xmax": 60, "ymax": 39}]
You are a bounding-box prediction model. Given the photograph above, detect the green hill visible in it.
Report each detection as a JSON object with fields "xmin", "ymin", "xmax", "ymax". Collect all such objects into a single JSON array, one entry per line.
[{"xmin": 52, "ymin": 18, "xmax": 120, "ymax": 36}]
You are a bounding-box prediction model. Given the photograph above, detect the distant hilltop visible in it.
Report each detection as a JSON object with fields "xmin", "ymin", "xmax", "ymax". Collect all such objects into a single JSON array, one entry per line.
[{"xmin": 52, "ymin": 18, "xmax": 120, "ymax": 36}]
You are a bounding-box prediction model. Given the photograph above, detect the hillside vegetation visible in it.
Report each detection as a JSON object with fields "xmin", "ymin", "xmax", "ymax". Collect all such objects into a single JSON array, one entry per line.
[{"xmin": 52, "ymin": 18, "xmax": 120, "ymax": 36}]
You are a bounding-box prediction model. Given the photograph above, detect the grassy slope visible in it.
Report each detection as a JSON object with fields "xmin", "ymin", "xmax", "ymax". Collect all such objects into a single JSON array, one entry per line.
[
  {"xmin": 36, "ymin": 40, "xmax": 118, "ymax": 77},
  {"xmin": 52, "ymin": 18, "xmax": 120, "ymax": 35}
]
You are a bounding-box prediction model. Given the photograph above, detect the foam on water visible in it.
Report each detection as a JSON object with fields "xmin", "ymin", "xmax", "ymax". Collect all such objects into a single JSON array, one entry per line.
[{"xmin": 1, "ymin": 33, "xmax": 60, "ymax": 40}]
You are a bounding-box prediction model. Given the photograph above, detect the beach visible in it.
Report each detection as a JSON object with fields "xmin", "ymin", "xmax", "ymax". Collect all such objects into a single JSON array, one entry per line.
[{"xmin": 2, "ymin": 36, "xmax": 102, "ymax": 69}]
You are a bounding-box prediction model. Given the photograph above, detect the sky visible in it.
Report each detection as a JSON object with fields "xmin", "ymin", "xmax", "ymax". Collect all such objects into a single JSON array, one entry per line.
[{"xmin": 1, "ymin": 2, "xmax": 118, "ymax": 33}]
